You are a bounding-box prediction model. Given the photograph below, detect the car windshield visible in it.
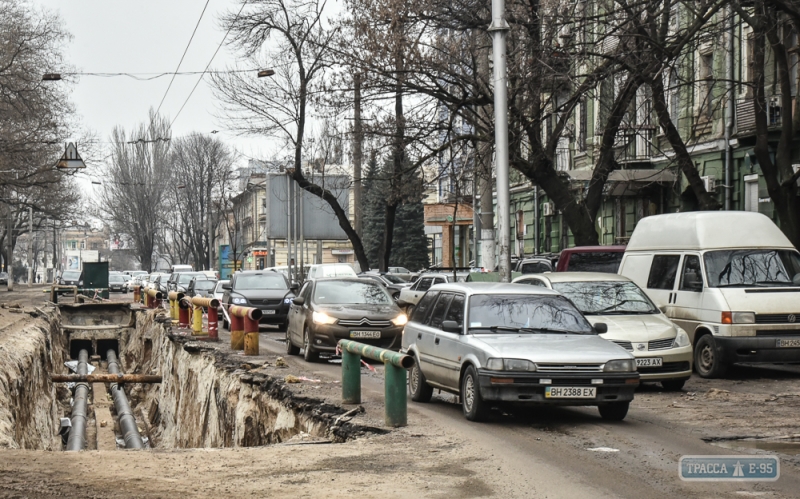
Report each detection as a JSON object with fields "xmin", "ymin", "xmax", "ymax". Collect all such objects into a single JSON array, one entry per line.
[
  {"xmin": 193, "ymin": 280, "xmax": 216, "ymax": 291},
  {"xmin": 63, "ymin": 271, "xmax": 81, "ymax": 280},
  {"xmin": 704, "ymin": 250, "xmax": 800, "ymax": 287},
  {"xmin": 109, "ymin": 275, "xmax": 124, "ymax": 283},
  {"xmin": 178, "ymin": 273, "xmax": 205, "ymax": 284},
  {"xmin": 235, "ymin": 273, "xmax": 288, "ymax": 290},
  {"xmin": 468, "ymin": 294, "xmax": 595, "ymax": 334},
  {"xmin": 551, "ymin": 281, "xmax": 659, "ymax": 315},
  {"xmin": 382, "ymin": 274, "xmax": 406, "ymax": 284},
  {"xmin": 520, "ymin": 262, "xmax": 550, "ymax": 274},
  {"xmin": 313, "ymin": 280, "xmax": 392, "ymax": 305},
  {"xmin": 565, "ymin": 252, "xmax": 624, "ymax": 273}
]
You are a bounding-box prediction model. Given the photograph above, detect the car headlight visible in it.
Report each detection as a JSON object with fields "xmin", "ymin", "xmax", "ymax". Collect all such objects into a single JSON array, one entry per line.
[
  {"xmin": 604, "ymin": 359, "xmax": 636, "ymax": 372},
  {"xmin": 231, "ymin": 297, "xmax": 247, "ymax": 305},
  {"xmin": 673, "ymin": 329, "xmax": 690, "ymax": 348},
  {"xmin": 312, "ymin": 311, "xmax": 337, "ymax": 325},
  {"xmin": 721, "ymin": 311, "xmax": 756, "ymax": 324},
  {"xmin": 391, "ymin": 314, "xmax": 408, "ymax": 326},
  {"xmin": 78, "ymin": 280, "xmax": 83, "ymax": 286},
  {"xmin": 485, "ymin": 358, "xmax": 536, "ymax": 371}
]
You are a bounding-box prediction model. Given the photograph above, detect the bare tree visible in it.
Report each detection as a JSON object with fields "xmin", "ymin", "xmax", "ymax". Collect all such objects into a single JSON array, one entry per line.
[{"xmin": 97, "ymin": 111, "xmax": 172, "ymax": 271}]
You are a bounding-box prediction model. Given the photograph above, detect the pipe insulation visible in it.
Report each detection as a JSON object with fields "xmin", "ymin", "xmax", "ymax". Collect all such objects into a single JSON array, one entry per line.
[
  {"xmin": 65, "ymin": 349, "xmax": 89, "ymax": 451},
  {"xmin": 106, "ymin": 350, "xmax": 145, "ymax": 449}
]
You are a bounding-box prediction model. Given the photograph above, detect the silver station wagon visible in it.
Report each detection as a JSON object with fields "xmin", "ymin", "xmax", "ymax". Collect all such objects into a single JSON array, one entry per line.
[{"xmin": 401, "ymin": 283, "xmax": 640, "ymax": 421}]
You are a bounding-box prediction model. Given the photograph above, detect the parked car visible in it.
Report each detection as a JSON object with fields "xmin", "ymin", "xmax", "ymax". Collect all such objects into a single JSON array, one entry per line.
[
  {"xmin": 188, "ymin": 277, "xmax": 217, "ymax": 298},
  {"xmin": 108, "ymin": 274, "xmax": 125, "ymax": 293},
  {"xmin": 397, "ymin": 272, "xmax": 469, "ymax": 314},
  {"xmin": 0, "ymin": 272, "xmax": 8, "ymax": 285},
  {"xmin": 59, "ymin": 270, "xmax": 82, "ymax": 287},
  {"xmin": 514, "ymin": 257, "xmax": 553, "ymax": 274},
  {"xmin": 358, "ymin": 272, "xmax": 412, "ymax": 300},
  {"xmin": 154, "ymin": 274, "xmax": 170, "ymax": 294},
  {"xmin": 556, "ymin": 246, "xmax": 626, "ymax": 272},
  {"xmin": 619, "ymin": 211, "xmax": 800, "ymax": 378},
  {"xmin": 513, "ymin": 272, "xmax": 692, "ymax": 390},
  {"xmin": 402, "ymin": 282, "xmax": 639, "ymax": 421},
  {"xmin": 306, "ymin": 263, "xmax": 358, "ymax": 280},
  {"xmin": 221, "ymin": 270, "xmax": 296, "ymax": 330},
  {"xmin": 212, "ymin": 280, "xmax": 229, "ymax": 310},
  {"xmin": 121, "ymin": 274, "xmax": 132, "ymax": 292},
  {"xmin": 286, "ymin": 278, "xmax": 406, "ymax": 362},
  {"xmin": 168, "ymin": 271, "xmax": 208, "ymax": 293},
  {"xmin": 144, "ymin": 273, "xmax": 169, "ymax": 291},
  {"xmin": 387, "ymin": 267, "xmax": 413, "ymax": 282}
]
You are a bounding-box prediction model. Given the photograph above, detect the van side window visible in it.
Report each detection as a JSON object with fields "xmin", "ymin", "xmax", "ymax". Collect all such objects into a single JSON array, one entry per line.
[
  {"xmin": 647, "ymin": 255, "xmax": 681, "ymax": 290},
  {"xmin": 679, "ymin": 255, "xmax": 704, "ymax": 292},
  {"xmin": 411, "ymin": 291, "xmax": 439, "ymax": 323}
]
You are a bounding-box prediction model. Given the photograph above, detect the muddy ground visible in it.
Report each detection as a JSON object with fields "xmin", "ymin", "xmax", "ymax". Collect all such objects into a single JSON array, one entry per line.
[{"xmin": 1, "ymin": 287, "xmax": 799, "ymax": 498}]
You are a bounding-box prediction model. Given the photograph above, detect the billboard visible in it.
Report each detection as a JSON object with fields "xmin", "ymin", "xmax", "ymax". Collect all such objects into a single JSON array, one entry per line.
[
  {"xmin": 264, "ymin": 173, "xmax": 349, "ymax": 240},
  {"xmin": 65, "ymin": 250, "xmax": 99, "ymax": 270}
]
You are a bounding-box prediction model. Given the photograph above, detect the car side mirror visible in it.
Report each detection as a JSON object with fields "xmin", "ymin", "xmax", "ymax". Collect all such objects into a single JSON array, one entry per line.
[
  {"xmin": 222, "ymin": 283, "xmax": 231, "ymax": 290},
  {"xmin": 290, "ymin": 284, "xmax": 299, "ymax": 293},
  {"xmin": 441, "ymin": 320, "xmax": 461, "ymax": 333},
  {"xmin": 396, "ymin": 299, "xmax": 409, "ymax": 308},
  {"xmin": 292, "ymin": 296, "xmax": 305, "ymax": 306},
  {"xmin": 594, "ymin": 322, "xmax": 608, "ymax": 334}
]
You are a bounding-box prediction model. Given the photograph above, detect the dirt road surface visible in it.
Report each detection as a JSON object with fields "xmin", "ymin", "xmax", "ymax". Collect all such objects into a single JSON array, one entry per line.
[{"xmin": 1, "ymin": 287, "xmax": 799, "ymax": 498}]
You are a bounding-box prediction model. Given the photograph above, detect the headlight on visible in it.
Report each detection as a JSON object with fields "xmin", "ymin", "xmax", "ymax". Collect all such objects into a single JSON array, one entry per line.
[
  {"xmin": 78, "ymin": 280, "xmax": 83, "ymax": 286},
  {"xmin": 673, "ymin": 329, "xmax": 690, "ymax": 348},
  {"xmin": 231, "ymin": 297, "xmax": 247, "ymax": 305},
  {"xmin": 312, "ymin": 311, "xmax": 337, "ymax": 325},
  {"xmin": 604, "ymin": 359, "xmax": 636, "ymax": 372},
  {"xmin": 391, "ymin": 314, "xmax": 408, "ymax": 326}
]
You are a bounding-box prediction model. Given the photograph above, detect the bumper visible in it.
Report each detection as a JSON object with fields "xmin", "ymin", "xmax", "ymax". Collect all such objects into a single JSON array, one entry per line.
[
  {"xmin": 258, "ymin": 310, "xmax": 288, "ymax": 326},
  {"xmin": 309, "ymin": 324, "xmax": 403, "ymax": 352},
  {"xmin": 633, "ymin": 345, "xmax": 693, "ymax": 381},
  {"xmin": 477, "ymin": 370, "xmax": 639, "ymax": 406},
  {"xmin": 715, "ymin": 335, "xmax": 800, "ymax": 364}
]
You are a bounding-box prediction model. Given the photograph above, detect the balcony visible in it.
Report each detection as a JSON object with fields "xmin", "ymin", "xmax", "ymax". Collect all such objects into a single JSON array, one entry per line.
[{"xmin": 614, "ymin": 127, "xmax": 656, "ymax": 164}]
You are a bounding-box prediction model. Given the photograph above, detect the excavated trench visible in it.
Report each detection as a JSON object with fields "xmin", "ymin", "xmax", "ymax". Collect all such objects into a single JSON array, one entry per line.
[{"xmin": 0, "ymin": 301, "xmax": 369, "ymax": 452}]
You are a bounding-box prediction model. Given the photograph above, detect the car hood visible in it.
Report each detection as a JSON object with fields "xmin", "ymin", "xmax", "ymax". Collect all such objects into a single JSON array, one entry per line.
[
  {"xmin": 317, "ymin": 303, "xmax": 400, "ymax": 319},
  {"xmin": 471, "ymin": 334, "xmax": 632, "ymax": 363},
  {"xmin": 233, "ymin": 289, "xmax": 291, "ymax": 299},
  {"xmin": 584, "ymin": 314, "xmax": 677, "ymax": 342},
  {"xmin": 716, "ymin": 287, "xmax": 800, "ymax": 313}
]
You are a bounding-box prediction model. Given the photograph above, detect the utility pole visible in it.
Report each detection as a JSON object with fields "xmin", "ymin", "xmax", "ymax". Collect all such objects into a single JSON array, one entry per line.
[
  {"xmin": 27, "ymin": 207, "xmax": 32, "ymax": 287},
  {"xmin": 7, "ymin": 213, "xmax": 13, "ymax": 291},
  {"xmin": 489, "ymin": 0, "xmax": 511, "ymax": 281},
  {"xmin": 353, "ymin": 74, "xmax": 364, "ymax": 238}
]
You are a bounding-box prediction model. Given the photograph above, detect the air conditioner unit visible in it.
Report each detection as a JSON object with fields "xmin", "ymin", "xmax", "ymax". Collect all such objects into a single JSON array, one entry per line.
[
  {"xmin": 701, "ymin": 175, "xmax": 716, "ymax": 192},
  {"xmin": 542, "ymin": 202, "xmax": 556, "ymax": 217}
]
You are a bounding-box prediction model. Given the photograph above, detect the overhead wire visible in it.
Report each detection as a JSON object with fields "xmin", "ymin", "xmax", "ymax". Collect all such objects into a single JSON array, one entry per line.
[
  {"xmin": 155, "ymin": 0, "xmax": 212, "ymax": 117},
  {"xmin": 169, "ymin": 1, "xmax": 248, "ymax": 128}
]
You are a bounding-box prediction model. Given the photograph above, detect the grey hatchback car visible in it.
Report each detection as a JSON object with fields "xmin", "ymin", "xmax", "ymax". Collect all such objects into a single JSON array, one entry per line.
[{"xmin": 401, "ymin": 282, "xmax": 640, "ymax": 421}]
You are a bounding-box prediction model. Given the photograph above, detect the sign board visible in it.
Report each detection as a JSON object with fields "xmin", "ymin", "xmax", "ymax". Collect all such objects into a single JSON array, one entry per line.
[
  {"xmin": 56, "ymin": 142, "xmax": 87, "ymax": 169},
  {"xmin": 331, "ymin": 249, "xmax": 353, "ymax": 255},
  {"xmin": 264, "ymin": 173, "xmax": 349, "ymax": 240}
]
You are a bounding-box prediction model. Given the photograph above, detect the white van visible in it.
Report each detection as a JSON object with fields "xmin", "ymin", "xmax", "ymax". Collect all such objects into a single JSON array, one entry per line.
[
  {"xmin": 170, "ymin": 264, "xmax": 193, "ymax": 273},
  {"xmin": 618, "ymin": 212, "xmax": 800, "ymax": 378}
]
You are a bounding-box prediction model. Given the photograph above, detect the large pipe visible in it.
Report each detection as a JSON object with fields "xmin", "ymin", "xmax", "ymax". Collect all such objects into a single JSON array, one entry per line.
[
  {"xmin": 106, "ymin": 350, "xmax": 145, "ymax": 449},
  {"xmin": 65, "ymin": 349, "xmax": 89, "ymax": 451},
  {"xmin": 52, "ymin": 374, "xmax": 162, "ymax": 383}
]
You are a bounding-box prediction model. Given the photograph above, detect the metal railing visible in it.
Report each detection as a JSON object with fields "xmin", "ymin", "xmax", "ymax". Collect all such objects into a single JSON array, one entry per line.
[{"xmin": 338, "ymin": 340, "xmax": 414, "ymax": 427}]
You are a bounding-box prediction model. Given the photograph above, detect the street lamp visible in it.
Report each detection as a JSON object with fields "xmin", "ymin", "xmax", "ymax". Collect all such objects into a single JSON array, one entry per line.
[{"xmin": 257, "ymin": 69, "xmax": 275, "ymax": 78}]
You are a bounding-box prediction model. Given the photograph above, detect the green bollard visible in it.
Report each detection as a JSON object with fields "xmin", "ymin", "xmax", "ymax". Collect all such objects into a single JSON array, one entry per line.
[
  {"xmin": 342, "ymin": 349, "xmax": 361, "ymax": 404},
  {"xmin": 384, "ymin": 363, "xmax": 407, "ymax": 427}
]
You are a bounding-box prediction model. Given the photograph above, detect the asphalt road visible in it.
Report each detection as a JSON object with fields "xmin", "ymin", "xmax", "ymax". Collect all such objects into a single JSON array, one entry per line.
[{"xmin": 257, "ymin": 329, "xmax": 800, "ymax": 499}]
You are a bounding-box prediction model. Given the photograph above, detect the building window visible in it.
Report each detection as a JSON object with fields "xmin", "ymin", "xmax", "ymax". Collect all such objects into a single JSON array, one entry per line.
[
  {"xmin": 80, "ymin": 241, "xmax": 86, "ymax": 250},
  {"xmin": 668, "ymin": 69, "xmax": 679, "ymax": 126},
  {"xmin": 578, "ymin": 98, "xmax": 587, "ymax": 151},
  {"xmin": 699, "ymin": 52, "xmax": 714, "ymax": 120},
  {"xmin": 91, "ymin": 242, "xmax": 98, "ymax": 250},
  {"xmin": 744, "ymin": 174, "xmax": 759, "ymax": 212}
]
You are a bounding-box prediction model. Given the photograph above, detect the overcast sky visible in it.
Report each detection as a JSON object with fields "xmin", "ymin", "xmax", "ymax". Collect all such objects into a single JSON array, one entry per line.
[{"xmin": 33, "ymin": 0, "xmax": 278, "ymax": 167}]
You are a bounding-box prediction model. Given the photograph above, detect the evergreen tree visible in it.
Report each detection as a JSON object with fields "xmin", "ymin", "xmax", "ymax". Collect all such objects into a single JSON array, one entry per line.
[
  {"xmin": 361, "ymin": 157, "xmax": 385, "ymax": 270},
  {"xmin": 391, "ymin": 166, "xmax": 430, "ymax": 271}
]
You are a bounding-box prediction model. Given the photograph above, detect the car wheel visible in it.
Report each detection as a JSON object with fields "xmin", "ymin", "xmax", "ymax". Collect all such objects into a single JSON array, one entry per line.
[
  {"xmin": 303, "ymin": 327, "xmax": 319, "ymax": 362},
  {"xmin": 694, "ymin": 334, "xmax": 727, "ymax": 378},
  {"xmin": 598, "ymin": 402, "xmax": 629, "ymax": 421},
  {"xmin": 661, "ymin": 378, "xmax": 687, "ymax": 391},
  {"xmin": 409, "ymin": 355, "xmax": 433, "ymax": 402},
  {"xmin": 286, "ymin": 328, "xmax": 300, "ymax": 356},
  {"xmin": 461, "ymin": 365, "xmax": 489, "ymax": 422}
]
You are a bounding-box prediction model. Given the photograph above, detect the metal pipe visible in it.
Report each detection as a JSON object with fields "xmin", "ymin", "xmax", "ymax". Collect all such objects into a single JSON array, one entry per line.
[
  {"xmin": 52, "ymin": 374, "xmax": 162, "ymax": 383},
  {"xmin": 65, "ymin": 349, "xmax": 89, "ymax": 451},
  {"xmin": 490, "ymin": 0, "xmax": 511, "ymax": 282},
  {"xmin": 724, "ymin": 4, "xmax": 735, "ymax": 211},
  {"xmin": 106, "ymin": 350, "xmax": 145, "ymax": 449}
]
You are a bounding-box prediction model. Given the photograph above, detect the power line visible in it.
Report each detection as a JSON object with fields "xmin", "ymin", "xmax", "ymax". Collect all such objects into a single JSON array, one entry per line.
[
  {"xmin": 155, "ymin": 0, "xmax": 212, "ymax": 117},
  {"xmin": 170, "ymin": 1, "xmax": 248, "ymax": 128},
  {"xmin": 57, "ymin": 70, "xmax": 256, "ymax": 80}
]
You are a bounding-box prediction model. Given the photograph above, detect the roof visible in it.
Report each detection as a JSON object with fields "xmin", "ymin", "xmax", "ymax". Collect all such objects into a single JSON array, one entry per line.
[
  {"xmin": 431, "ymin": 282, "xmax": 561, "ymax": 296},
  {"xmin": 516, "ymin": 272, "xmax": 632, "ymax": 284},
  {"xmin": 560, "ymin": 245, "xmax": 626, "ymax": 254},
  {"xmin": 626, "ymin": 212, "xmax": 794, "ymax": 251}
]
